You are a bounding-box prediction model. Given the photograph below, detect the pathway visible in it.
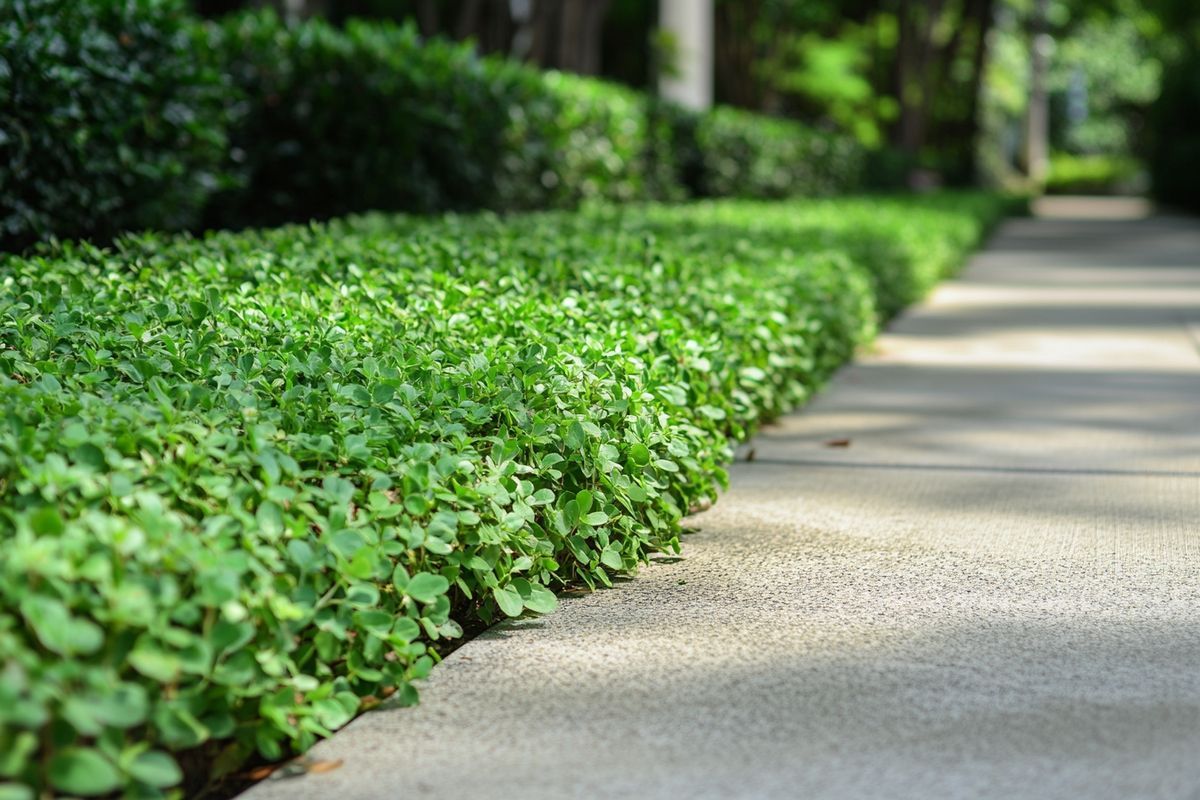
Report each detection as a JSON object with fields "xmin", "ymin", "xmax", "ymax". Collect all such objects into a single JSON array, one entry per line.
[{"xmin": 243, "ymin": 197, "xmax": 1200, "ymax": 800}]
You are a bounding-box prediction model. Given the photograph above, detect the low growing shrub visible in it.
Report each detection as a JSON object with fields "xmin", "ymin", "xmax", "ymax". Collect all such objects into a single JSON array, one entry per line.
[{"xmin": 0, "ymin": 192, "xmax": 1010, "ymax": 797}]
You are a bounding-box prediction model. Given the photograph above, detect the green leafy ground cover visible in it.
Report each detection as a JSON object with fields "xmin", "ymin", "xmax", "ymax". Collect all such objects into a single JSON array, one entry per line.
[{"xmin": 0, "ymin": 192, "xmax": 1013, "ymax": 797}]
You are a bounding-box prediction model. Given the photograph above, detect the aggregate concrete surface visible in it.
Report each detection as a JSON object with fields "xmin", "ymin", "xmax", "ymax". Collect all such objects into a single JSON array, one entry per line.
[{"xmin": 242, "ymin": 197, "xmax": 1200, "ymax": 800}]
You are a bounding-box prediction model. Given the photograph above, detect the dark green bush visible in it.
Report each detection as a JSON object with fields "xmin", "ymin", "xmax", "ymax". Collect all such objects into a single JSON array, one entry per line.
[
  {"xmin": 0, "ymin": 192, "xmax": 1010, "ymax": 797},
  {"xmin": 0, "ymin": 0, "xmax": 231, "ymax": 251},
  {"xmin": 2, "ymin": 4, "xmax": 865, "ymax": 247},
  {"xmin": 207, "ymin": 11, "xmax": 682, "ymax": 229},
  {"xmin": 690, "ymin": 106, "xmax": 865, "ymax": 198},
  {"xmin": 202, "ymin": 11, "xmax": 864, "ymax": 227},
  {"xmin": 494, "ymin": 70, "xmax": 684, "ymax": 209},
  {"xmin": 206, "ymin": 13, "xmax": 503, "ymax": 227}
]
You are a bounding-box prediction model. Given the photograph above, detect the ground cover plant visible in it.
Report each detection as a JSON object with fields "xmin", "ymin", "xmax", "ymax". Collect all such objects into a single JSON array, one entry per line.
[{"xmin": 0, "ymin": 193, "xmax": 1013, "ymax": 797}]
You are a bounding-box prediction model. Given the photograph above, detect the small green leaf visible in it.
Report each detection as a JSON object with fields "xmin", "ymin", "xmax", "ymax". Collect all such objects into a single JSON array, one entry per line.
[
  {"xmin": 313, "ymin": 697, "xmax": 356, "ymax": 730},
  {"xmin": 354, "ymin": 610, "xmax": 394, "ymax": 635},
  {"xmin": 127, "ymin": 750, "xmax": 183, "ymax": 789},
  {"xmin": 48, "ymin": 748, "xmax": 121, "ymax": 796},
  {"xmin": 0, "ymin": 732, "xmax": 37, "ymax": 778},
  {"xmin": 404, "ymin": 494, "xmax": 430, "ymax": 515},
  {"xmin": 523, "ymin": 584, "xmax": 558, "ymax": 614},
  {"xmin": 566, "ymin": 535, "xmax": 592, "ymax": 563},
  {"xmin": 92, "ymin": 684, "xmax": 149, "ymax": 728},
  {"xmin": 391, "ymin": 564, "xmax": 410, "ymax": 592},
  {"xmin": 392, "ymin": 617, "xmax": 421, "ymax": 642},
  {"xmin": 255, "ymin": 501, "xmax": 284, "ymax": 538},
  {"xmin": 600, "ymin": 547, "xmax": 623, "ymax": 570},
  {"xmin": 29, "ymin": 506, "xmax": 64, "ymax": 536},
  {"xmin": 406, "ymin": 573, "xmax": 449, "ymax": 604},
  {"xmin": 628, "ymin": 443, "xmax": 650, "ymax": 466},
  {"xmin": 345, "ymin": 583, "xmax": 380, "ymax": 607},
  {"xmin": 493, "ymin": 585, "xmax": 524, "ymax": 617},
  {"xmin": 564, "ymin": 421, "xmax": 586, "ymax": 450},
  {"xmin": 129, "ymin": 644, "xmax": 181, "ymax": 683},
  {"xmin": 0, "ymin": 782, "xmax": 34, "ymax": 800}
]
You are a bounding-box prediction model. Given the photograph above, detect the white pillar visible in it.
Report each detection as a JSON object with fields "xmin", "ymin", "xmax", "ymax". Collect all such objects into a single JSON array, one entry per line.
[
  {"xmin": 1024, "ymin": 0, "xmax": 1051, "ymax": 184},
  {"xmin": 658, "ymin": 0, "xmax": 714, "ymax": 110}
]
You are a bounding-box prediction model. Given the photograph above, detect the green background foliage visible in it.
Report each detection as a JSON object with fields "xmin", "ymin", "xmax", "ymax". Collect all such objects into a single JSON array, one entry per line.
[
  {"xmin": 0, "ymin": 0, "xmax": 232, "ymax": 251},
  {"xmin": 0, "ymin": 3, "xmax": 867, "ymax": 251}
]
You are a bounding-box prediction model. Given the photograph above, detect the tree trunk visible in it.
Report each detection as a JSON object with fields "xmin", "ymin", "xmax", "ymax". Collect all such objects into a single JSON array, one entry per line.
[
  {"xmin": 415, "ymin": 0, "xmax": 440, "ymax": 38},
  {"xmin": 557, "ymin": 0, "xmax": 586, "ymax": 72},
  {"xmin": 714, "ymin": 0, "xmax": 761, "ymax": 109},
  {"xmin": 482, "ymin": 1, "xmax": 516, "ymax": 55},
  {"xmin": 579, "ymin": 0, "xmax": 613, "ymax": 75},
  {"xmin": 962, "ymin": 0, "xmax": 996, "ymax": 180},
  {"xmin": 259, "ymin": 0, "xmax": 325, "ymax": 22},
  {"xmin": 525, "ymin": 0, "xmax": 554, "ymax": 66},
  {"xmin": 1024, "ymin": 0, "xmax": 1051, "ymax": 183},
  {"xmin": 455, "ymin": 0, "xmax": 485, "ymax": 42},
  {"xmin": 893, "ymin": 0, "xmax": 920, "ymax": 154}
]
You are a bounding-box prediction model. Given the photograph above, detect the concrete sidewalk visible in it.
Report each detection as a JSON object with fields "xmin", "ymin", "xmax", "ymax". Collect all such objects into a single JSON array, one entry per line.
[{"xmin": 243, "ymin": 198, "xmax": 1200, "ymax": 800}]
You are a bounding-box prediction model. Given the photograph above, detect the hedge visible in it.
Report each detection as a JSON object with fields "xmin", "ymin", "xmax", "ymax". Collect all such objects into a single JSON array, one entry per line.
[
  {"xmin": 0, "ymin": 192, "xmax": 1012, "ymax": 797},
  {"xmin": 205, "ymin": 10, "xmax": 862, "ymax": 225},
  {"xmin": 688, "ymin": 106, "xmax": 865, "ymax": 199},
  {"xmin": 1, "ymin": 3, "xmax": 865, "ymax": 249},
  {"xmin": 0, "ymin": 0, "xmax": 231, "ymax": 251},
  {"xmin": 205, "ymin": 13, "xmax": 682, "ymax": 229}
]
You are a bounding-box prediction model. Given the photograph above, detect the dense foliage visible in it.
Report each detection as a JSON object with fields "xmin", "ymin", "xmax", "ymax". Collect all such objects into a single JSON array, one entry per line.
[
  {"xmin": 0, "ymin": 0, "xmax": 231, "ymax": 251},
  {"xmin": 205, "ymin": 13, "xmax": 678, "ymax": 229},
  {"xmin": 687, "ymin": 106, "xmax": 865, "ymax": 198},
  {"xmin": 0, "ymin": 193, "xmax": 1013, "ymax": 797},
  {"xmin": 0, "ymin": 2, "xmax": 865, "ymax": 250},
  {"xmin": 206, "ymin": 11, "xmax": 859, "ymax": 228}
]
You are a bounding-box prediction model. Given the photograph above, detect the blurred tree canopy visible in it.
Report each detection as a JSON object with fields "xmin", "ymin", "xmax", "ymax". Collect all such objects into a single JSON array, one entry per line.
[
  {"xmin": 977, "ymin": 0, "xmax": 1196, "ymax": 198},
  {"xmin": 713, "ymin": 0, "xmax": 995, "ymax": 183}
]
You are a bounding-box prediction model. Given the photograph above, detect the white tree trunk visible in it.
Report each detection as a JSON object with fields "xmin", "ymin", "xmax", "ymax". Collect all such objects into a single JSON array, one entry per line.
[
  {"xmin": 659, "ymin": 0, "xmax": 714, "ymax": 110},
  {"xmin": 1024, "ymin": 0, "xmax": 1051, "ymax": 183}
]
